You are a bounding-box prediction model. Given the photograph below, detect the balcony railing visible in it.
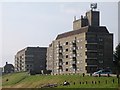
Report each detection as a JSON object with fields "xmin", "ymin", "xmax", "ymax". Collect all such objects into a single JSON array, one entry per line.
[
  {"xmin": 59, "ymin": 65, "xmax": 63, "ymax": 69},
  {"xmin": 59, "ymin": 54, "xmax": 63, "ymax": 59},
  {"xmin": 72, "ymin": 57, "xmax": 77, "ymax": 60},
  {"xmin": 59, "ymin": 59, "xmax": 63, "ymax": 62},
  {"xmin": 72, "ymin": 64, "xmax": 77, "ymax": 69},
  {"xmin": 72, "ymin": 50, "xmax": 77, "ymax": 55},
  {"xmin": 59, "ymin": 62, "xmax": 63, "ymax": 66},
  {"xmin": 72, "ymin": 60, "xmax": 77, "ymax": 64},
  {"xmin": 59, "ymin": 49, "xmax": 62, "ymax": 52},
  {"xmin": 58, "ymin": 45, "xmax": 62, "ymax": 48}
]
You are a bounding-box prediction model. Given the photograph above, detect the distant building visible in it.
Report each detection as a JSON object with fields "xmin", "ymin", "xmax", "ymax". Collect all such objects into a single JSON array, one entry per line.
[
  {"xmin": 3, "ymin": 62, "xmax": 14, "ymax": 74},
  {"xmin": 0, "ymin": 67, "xmax": 3, "ymax": 76},
  {"xmin": 47, "ymin": 5, "xmax": 114, "ymax": 75},
  {"xmin": 15, "ymin": 47, "xmax": 47, "ymax": 74}
]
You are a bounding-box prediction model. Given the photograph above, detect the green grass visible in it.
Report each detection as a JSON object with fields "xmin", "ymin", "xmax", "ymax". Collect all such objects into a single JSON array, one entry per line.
[
  {"xmin": 2, "ymin": 72, "xmax": 28, "ymax": 87},
  {"xmin": 2, "ymin": 72, "xmax": 119, "ymax": 88}
]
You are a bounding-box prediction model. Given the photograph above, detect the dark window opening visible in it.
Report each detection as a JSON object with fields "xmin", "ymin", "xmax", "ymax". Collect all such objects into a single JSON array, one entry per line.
[
  {"xmin": 66, "ymin": 42, "xmax": 68, "ymax": 45},
  {"xmin": 27, "ymin": 65, "xmax": 29, "ymax": 67},
  {"xmin": 66, "ymin": 69, "xmax": 68, "ymax": 71},
  {"xmin": 66, "ymin": 62, "xmax": 68, "ymax": 65},
  {"xmin": 66, "ymin": 55, "xmax": 68, "ymax": 58},
  {"xmin": 66, "ymin": 49, "xmax": 68, "ymax": 51}
]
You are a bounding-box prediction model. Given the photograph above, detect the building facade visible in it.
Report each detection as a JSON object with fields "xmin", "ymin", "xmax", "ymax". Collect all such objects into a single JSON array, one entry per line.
[
  {"xmin": 47, "ymin": 9, "xmax": 114, "ymax": 75},
  {"xmin": 15, "ymin": 47, "xmax": 47, "ymax": 73}
]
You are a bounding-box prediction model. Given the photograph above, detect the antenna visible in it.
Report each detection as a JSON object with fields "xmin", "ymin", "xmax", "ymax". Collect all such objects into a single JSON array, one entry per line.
[
  {"xmin": 74, "ymin": 16, "xmax": 76, "ymax": 21},
  {"xmin": 90, "ymin": 3, "xmax": 97, "ymax": 10}
]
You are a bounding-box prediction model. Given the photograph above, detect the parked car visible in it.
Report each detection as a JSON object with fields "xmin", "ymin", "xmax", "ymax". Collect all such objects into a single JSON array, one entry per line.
[{"xmin": 92, "ymin": 69, "xmax": 112, "ymax": 77}]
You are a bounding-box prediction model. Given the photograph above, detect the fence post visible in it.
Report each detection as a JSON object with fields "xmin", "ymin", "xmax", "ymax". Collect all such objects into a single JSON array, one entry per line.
[
  {"xmin": 105, "ymin": 80, "xmax": 107, "ymax": 84},
  {"xmin": 112, "ymin": 79, "xmax": 115, "ymax": 83},
  {"xmin": 83, "ymin": 73, "xmax": 85, "ymax": 77}
]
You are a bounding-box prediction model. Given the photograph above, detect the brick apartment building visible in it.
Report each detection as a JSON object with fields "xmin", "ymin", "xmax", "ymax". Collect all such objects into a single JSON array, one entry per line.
[
  {"xmin": 15, "ymin": 47, "xmax": 47, "ymax": 74},
  {"xmin": 47, "ymin": 6, "xmax": 114, "ymax": 75}
]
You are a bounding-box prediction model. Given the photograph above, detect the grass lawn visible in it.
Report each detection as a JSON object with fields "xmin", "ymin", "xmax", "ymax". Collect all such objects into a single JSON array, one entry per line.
[{"xmin": 1, "ymin": 72, "xmax": 119, "ymax": 88}]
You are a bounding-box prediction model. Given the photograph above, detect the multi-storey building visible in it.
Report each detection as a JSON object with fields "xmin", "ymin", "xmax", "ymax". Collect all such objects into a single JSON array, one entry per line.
[
  {"xmin": 15, "ymin": 47, "xmax": 47, "ymax": 74},
  {"xmin": 47, "ymin": 7, "xmax": 114, "ymax": 75}
]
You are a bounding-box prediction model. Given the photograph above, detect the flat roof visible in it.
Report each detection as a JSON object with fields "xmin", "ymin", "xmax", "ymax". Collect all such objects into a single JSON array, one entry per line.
[{"xmin": 56, "ymin": 26, "xmax": 109, "ymax": 40}]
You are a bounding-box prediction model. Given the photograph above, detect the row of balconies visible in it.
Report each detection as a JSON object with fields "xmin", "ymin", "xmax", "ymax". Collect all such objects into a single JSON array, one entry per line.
[
  {"xmin": 57, "ymin": 61, "xmax": 99, "ymax": 73},
  {"xmin": 56, "ymin": 38, "xmax": 104, "ymax": 52},
  {"xmin": 58, "ymin": 57, "xmax": 77, "ymax": 70}
]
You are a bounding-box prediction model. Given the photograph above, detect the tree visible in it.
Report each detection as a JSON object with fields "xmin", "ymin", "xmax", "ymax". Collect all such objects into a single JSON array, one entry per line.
[
  {"xmin": 113, "ymin": 43, "xmax": 120, "ymax": 84},
  {"xmin": 113, "ymin": 43, "xmax": 120, "ymax": 68}
]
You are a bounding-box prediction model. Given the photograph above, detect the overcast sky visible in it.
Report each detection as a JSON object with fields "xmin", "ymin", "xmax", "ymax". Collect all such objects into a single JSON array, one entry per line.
[{"xmin": 0, "ymin": 2, "xmax": 118, "ymax": 67}]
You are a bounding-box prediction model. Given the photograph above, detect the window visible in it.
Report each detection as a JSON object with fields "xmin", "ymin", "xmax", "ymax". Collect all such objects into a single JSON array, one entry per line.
[
  {"xmin": 66, "ymin": 42, "xmax": 68, "ymax": 45},
  {"xmin": 66, "ymin": 49, "xmax": 68, "ymax": 52},
  {"xmin": 66, "ymin": 62, "xmax": 68, "ymax": 65},
  {"xmin": 27, "ymin": 65, "xmax": 29, "ymax": 67},
  {"xmin": 99, "ymin": 45, "xmax": 104, "ymax": 49},
  {"xmin": 99, "ymin": 38, "xmax": 103, "ymax": 41},
  {"xmin": 66, "ymin": 55, "xmax": 68, "ymax": 58},
  {"xmin": 30, "ymin": 65, "xmax": 32, "ymax": 67},
  {"xmin": 66, "ymin": 68, "xmax": 68, "ymax": 71},
  {"xmin": 99, "ymin": 60, "xmax": 103, "ymax": 63},
  {"xmin": 98, "ymin": 53, "xmax": 103, "ymax": 56}
]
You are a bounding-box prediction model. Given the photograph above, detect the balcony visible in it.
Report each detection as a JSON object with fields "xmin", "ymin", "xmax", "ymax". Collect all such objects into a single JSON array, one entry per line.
[
  {"xmin": 72, "ymin": 57, "xmax": 77, "ymax": 60},
  {"xmin": 72, "ymin": 60, "xmax": 77, "ymax": 64},
  {"xmin": 59, "ymin": 49, "xmax": 62, "ymax": 53},
  {"xmin": 86, "ymin": 50, "xmax": 98, "ymax": 53},
  {"xmin": 59, "ymin": 61, "xmax": 63, "ymax": 66},
  {"xmin": 85, "ymin": 59, "xmax": 98, "ymax": 66},
  {"xmin": 59, "ymin": 46, "xmax": 62, "ymax": 49},
  {"xmin": 72, "ymin": 43, "xmax": 76, "ymax": 47},
  {"xmin": 59, "ymin": 51, "xmax": 62, "ymax": 55},
  {"xmin": 58, "ymin": 54, "xmax": 63, "ymax": 59},
  {"xmin": 86, "ymin": 42, "xmax": 98, "ymax": 44},
  {"xmin": 59, "ymin": 65, "xmax": 63, "ymax": 69},
  {"xmin": 59, "ymin": 62, "xmax": 63, "ymax": 66},
  {"xmin": 85, "ymin": 52, "xmax": 97, "ymax": 59},
  {"xmin": 72, "ymin": 57, "xmax": 77, "ymax": 65},
  {"xmin": 72, "ymin": 50, "xmax": 77, "ymax": 55},
  {"xmin": 59, "ymin": 59, "xmax": 63, "ymax": 62},
  {"xmin": 85, "ymin": 55, "xmax": 97, "ymax": 60},
  {"xmin": 72, "ymin": 64, "xmax": 77, "ymax": 69},
  {"xmin": 85, "ymin": 57, "xmax": 97, "ymax": 59},
  {"xmin": 86, "ymin": 38, "xmax": 98, "ymax": 44}
]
